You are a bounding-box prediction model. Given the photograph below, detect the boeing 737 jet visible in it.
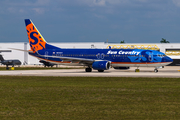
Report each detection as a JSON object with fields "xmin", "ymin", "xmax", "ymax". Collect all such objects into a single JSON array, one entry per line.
[{"xmin": 23, "ymin": 19, "xmax": 173, "ymax": 72}]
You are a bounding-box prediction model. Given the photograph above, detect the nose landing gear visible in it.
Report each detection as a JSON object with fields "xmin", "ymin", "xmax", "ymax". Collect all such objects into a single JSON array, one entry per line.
[
  {"xmin": 154, "ymin": 69, "xmax": 158, "ymax": 73},
  {"xmin": 154, "ymin": 66, "xmax": 164, "ymax": 73}
]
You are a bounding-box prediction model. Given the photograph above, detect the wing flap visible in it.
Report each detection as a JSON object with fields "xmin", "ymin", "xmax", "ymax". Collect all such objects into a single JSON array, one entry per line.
[
  {"xmin": 55, "ymin": 56, "xmax": 94, "ymax": 64},
  {"xmin": 38, "ymin": 53, "xmax": 95, "ymax": 65}
]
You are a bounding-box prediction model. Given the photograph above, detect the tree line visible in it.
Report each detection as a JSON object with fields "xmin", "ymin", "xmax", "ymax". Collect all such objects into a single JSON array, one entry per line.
[{"xmin": 120, "ymin": 38, "xmax": 170, "ymax": 43}]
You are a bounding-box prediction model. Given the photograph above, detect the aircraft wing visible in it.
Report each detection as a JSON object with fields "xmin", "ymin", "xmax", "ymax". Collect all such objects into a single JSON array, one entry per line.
[
  {"xmin": 46, "ymin": 55, "xmax": 95, "ymax": 65},
  {"xmin": 10, "ymin": 48, "xmax": 96, "ymax": 65},
  {"xmin": 34, "ymin": 50, "xmax": 95, "ymax": 64}
]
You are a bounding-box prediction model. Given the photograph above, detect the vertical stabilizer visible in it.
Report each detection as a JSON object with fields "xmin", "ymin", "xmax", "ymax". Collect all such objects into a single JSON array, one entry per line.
[
  {"xmin": 0, "ymin": 54, "xmax": 4, "ymax": 61},
  {"xmin": 25, "ymin": 19, "xmax": 47, "ymax": 53}
]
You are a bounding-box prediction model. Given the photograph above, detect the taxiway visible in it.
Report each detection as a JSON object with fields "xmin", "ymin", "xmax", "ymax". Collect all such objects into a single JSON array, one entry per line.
[{"xmin": 0, "ymin": 66, "xmax": 180, "ymax": 78}]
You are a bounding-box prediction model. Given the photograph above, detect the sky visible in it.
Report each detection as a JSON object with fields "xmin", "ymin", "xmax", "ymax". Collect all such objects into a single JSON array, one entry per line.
[{"xmin": 0, "ymin": 0, "xmax": 180, "ymax": 43}]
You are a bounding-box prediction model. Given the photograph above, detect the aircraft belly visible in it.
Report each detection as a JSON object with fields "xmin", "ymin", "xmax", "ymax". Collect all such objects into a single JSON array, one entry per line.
[
  {"xmin": 112, "ymin": 64, "xmax": 145, "ymax": 67},
  {"xmin": 160, "ymin": 62, "xmax": 172, "ymax": 66},
  {"xmin": 112, "ymin": 62, "xmax": 172, "ymax": 67},
  {"xmin": 57, "ymin": 63, "xmax": 85, "ymax": 66}
]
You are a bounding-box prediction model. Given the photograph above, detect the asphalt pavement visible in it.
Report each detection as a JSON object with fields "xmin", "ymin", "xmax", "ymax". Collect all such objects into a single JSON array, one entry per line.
[{"xmin": 0, "ymin": 66, "xmax": 180, "ymax": 78}]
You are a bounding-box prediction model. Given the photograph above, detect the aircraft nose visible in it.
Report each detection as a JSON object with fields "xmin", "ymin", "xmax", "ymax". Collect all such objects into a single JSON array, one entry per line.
[
  {"xmin": 166, "ymin": 56, "xmax": 173, "ymax": 63},
  {"xmin": 161, "ymin": 56, "xmax": 173, "ymax": 63}
]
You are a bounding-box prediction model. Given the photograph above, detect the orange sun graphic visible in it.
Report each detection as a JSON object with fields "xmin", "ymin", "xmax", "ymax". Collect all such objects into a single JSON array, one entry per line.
[{"xmin": 26, "ymin": 23, "xmax": 46, "ymax": 53}]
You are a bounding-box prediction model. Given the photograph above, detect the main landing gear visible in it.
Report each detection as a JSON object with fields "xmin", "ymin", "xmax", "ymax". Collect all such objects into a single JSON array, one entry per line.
[
  {"xmin": 6, "ymin": 65, "xmax": 9, "ymax": 70},
  {"xmin": 98, "ymin": 70, "xmax": 104, "ymax": 72},
  {"xmin": 85, "ymin": 68, "xmax": 92, "ymax": 72},
  {"xmin": 85, "ymin": 68, "xmax": 104, "ymax": 72}
]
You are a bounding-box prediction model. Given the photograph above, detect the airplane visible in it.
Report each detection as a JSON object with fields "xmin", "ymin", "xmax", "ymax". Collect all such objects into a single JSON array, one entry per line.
[
  {"xmin": 20, "ymin": 19, "xmax": 173, "ymax": 73},
  {"xmin": 0, "ymin": 54, "xmax": 21, "ymax": 69}
]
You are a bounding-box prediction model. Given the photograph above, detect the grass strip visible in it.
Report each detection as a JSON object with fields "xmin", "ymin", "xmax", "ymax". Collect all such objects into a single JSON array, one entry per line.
[{"xmin": 0, "ymin": 76, "xmax": 179, "ymax": 119}]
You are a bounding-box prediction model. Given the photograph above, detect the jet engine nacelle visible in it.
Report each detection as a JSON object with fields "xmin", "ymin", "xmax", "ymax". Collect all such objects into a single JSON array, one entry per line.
[{"xmin": 92, "ymin": 61, "xmax": 110, "ymax": 70}]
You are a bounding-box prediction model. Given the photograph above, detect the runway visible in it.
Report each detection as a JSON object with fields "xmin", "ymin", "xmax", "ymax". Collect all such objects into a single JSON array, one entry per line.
[{"xmin": 0, "ymin": 66, "xmax": 180, "ymax": 77}]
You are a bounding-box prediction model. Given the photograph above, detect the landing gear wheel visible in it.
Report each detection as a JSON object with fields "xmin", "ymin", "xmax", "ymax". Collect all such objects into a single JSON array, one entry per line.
[
  {"xmin": 98, "ymin": 70, "xmax": 104, "ymax": 72},
  {"xmin": 85, "ymin": 68, "xmax": 92, "ymax": 72},
  {"xmin": 154, "ymin": 69, "xmax": 158, "ymax": 73},
  {"xmin": 6, "ymin": 65, "xmax": 9, "ymax": 70}
]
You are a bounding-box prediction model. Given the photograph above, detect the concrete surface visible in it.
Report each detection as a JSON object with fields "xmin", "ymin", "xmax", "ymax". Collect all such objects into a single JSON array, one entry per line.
[{"xmin": 0, "ymin": 66, "xmax": 180, "ymax": 78}]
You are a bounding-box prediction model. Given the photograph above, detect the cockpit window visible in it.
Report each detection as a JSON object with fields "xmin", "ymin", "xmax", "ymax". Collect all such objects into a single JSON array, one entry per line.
[{"xmin": 157, "ymin": 54, "xmax": 166, "ymax": 57}]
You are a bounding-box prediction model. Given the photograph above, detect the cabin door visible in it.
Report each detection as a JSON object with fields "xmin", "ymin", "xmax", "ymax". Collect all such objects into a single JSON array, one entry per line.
[
  {"xmin": 45, "ymin": 51, "xmax": 49, "ymax": 60},
  {"xmin": 148, "ymin": 51, "xmax": 153, "ymax": 61}
]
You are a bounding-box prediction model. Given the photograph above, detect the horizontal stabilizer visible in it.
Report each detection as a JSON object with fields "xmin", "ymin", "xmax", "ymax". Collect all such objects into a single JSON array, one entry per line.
[{"xmin": 9, "ymin": 48, "xmax": 33, "ymax": 53}]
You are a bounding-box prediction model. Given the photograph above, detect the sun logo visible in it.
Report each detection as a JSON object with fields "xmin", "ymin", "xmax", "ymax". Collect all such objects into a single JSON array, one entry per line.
[{"xmin": 26, "ymin": 23, "xmax": 46, "ymax": 53}]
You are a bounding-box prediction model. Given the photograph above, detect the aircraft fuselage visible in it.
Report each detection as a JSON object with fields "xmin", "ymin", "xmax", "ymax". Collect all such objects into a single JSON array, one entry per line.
[{"xmin": 29, "ymin": 48, "xmax": 172, "ymax": 67}]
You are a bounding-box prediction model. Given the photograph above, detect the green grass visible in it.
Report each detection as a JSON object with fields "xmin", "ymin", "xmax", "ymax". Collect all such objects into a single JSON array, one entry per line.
[{"xmin": 0, "ymin": 76, "xmax": 180, "ymax": 119}]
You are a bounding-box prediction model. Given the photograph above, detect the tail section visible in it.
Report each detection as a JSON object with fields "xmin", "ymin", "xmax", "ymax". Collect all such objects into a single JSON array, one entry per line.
[
  {"xmin": 0, "ymin": 54, "xmax": 4, "ymax": 61},
  {"xmin": 25, "ymin": 19, "xmax": 47, "ymax": 52}
]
